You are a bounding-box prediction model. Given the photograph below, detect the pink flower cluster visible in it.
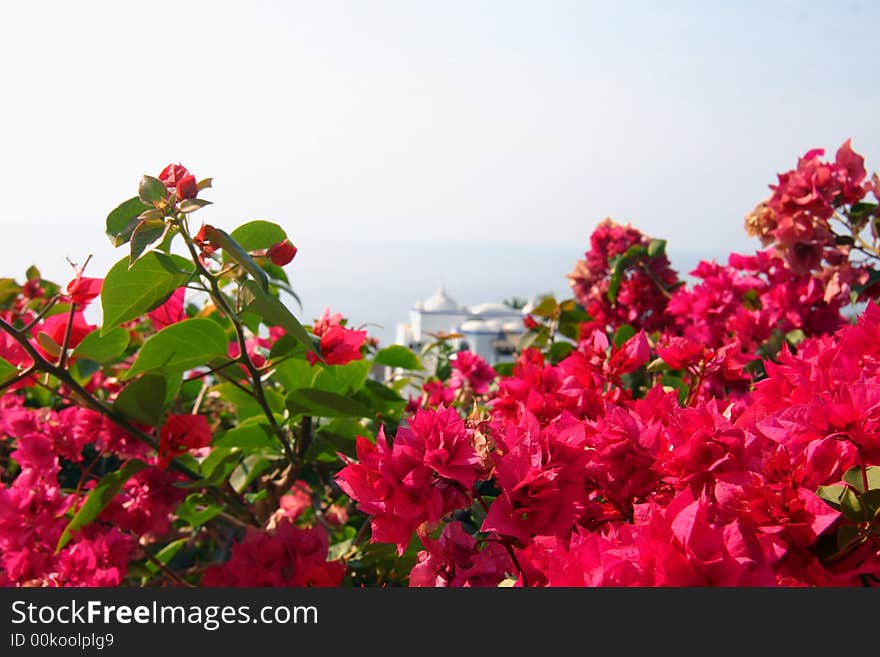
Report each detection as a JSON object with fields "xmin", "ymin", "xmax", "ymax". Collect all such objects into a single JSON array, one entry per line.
[
  {"xmin": 568, "ymin": 218, "xmax": 680, "ymax": 333},
  {"xmin": 0, "ymin": 400, "xmax": 143, "ymax": 586},
  {"xmin": 341, "ymin": 303, "xmax": 880, "ymax": 585}
]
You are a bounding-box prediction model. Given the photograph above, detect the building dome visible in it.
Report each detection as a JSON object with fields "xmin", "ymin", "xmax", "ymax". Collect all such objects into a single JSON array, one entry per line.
[
  {"xmin": 502, "ymin": 319, "xmax": 524, "ymax": 333},
  {"xmin": 459, "ymin": 319, "xmax": 492, "ymax": 333},
  {"xmin": 421, "ymin": 285, "xmax": 461, "ymax": 312},
  {"xmin": 469, "ymin": 301, "xmax": 518, "ymax": 316}
]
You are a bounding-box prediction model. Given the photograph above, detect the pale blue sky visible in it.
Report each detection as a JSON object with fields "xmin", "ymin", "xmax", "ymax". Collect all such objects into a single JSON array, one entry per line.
[{"xmin": 0, "ymin": 1, "xmax": 878, "ymax": 338}]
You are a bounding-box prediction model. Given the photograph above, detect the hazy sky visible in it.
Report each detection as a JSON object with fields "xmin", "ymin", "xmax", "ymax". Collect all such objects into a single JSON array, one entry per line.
[{"xmin": 1, "ymin": 1, "xmax": 878, "ymax": 317}]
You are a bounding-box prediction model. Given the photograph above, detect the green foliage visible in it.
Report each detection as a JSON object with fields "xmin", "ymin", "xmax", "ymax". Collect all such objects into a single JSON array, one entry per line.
[
  {"xmin": 101, "ymin": 252, "xmax": 193, "ymax": 332},
  {"xmin": 57, "ymin": 459, "xmax": 149, "ymax": 551},
  {"xmin": 106, "ymin": 196, "xmax": 151, "ymax": 247},
  {"xmin": 114, "ymin": 374, "xmax": 168, "ymax": 426},
  {"xmin": 72, "ymin": 327, "xmax": 130, "ymax": 363},
  {"xmin": 123, "ymin": 318, "xmax": 228, "ymax": 380},
  {"xmin": 374, "ymin": 345, "xmax": 422, "ymax": 370}
]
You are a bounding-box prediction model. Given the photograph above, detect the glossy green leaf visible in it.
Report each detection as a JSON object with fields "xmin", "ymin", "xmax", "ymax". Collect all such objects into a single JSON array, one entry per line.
[
  {"xmin": 840, "ymin": 486, "xmax": 865, "ymax": 522},
  {"xmin": 530, "ymin": 296, "xmax": 558, "ymax": 318},
  {"xmin": 374, "ymin": 345, "xmax": 423, "ymax": 370},
  {"xmin": 0, "ymin": 278, "xmax": 22, "ymax": 305},
  {"xmin": 647, "ymin": 238, "xmax": 667, "ymax": 258},
  {"xmin": 203, "ymin": 225, "xmax": 269, "ymax": 291},
  {"xmin": 129, "ymin": 219, "xmax": 168, "ymax": 266},
  {"xmin": 106, "ymin": 196, "xmax": 152, "ymax": 247},
  {"xmin": 608, "ymin": 245, "xmax": 647, "ymax": 304},
  {"xmin": 72, "ymin": 327, "xmax": 130, "ymax": 364},
  {"xmin": 144, "ymin": 538, "xmax": 188, "ymax": 575},
  {"xmin": 313, "ymin": 360, "xmax": 372, "ymax": 395},
  {"xmin": 0, "ymin": 356, "xmax": 19, "ymax": 384},
  {"xmin": 287, "ymin": 388, "xmax": 372, "ymax": 418},
  {"xmin": 122, "ymin": 318, "xmax": 228, "ymax": 380},
  {"xmin": 228, "ymin": 220, "xmax": 287, "ymax": 252},
  {"xmin": 271, "ymin": 357, "xmax": 319, "ymax": 391},
  {"xmin": 138, "ymin": 175, "xmax": 167, "ymax": 205},
  {"xmin": 230, "ymin": 454, "xmax": 275, "ymax": 494},
  {"xmin": 352, "ymin": 379, "xmax": 406, "ymax": 420},
  {"xmin": 178, "ymin": 198, "xmax": 212, "ymax": 213},
  {"xmin": 548, "ymin": 341, "xmax": 574, "ymax": 364},
  {"xmin": 114, "ymin": 374, "xmax": 167, "ymax": 426},
  {"xmin": 214, "ymin": 424, "xmax": 276, "ymax": 449},
  {"xmin": 816, "ymin": 484, "xmax": 845, "ymax": 509},
  {"xmin": 101, "ymin": 252, "xmax": 193, "ymax": 333},
  {"xmin": 57, "ymin": 459, "xmax": 148, "ymax": 551},
  {"xmin": 613, "ymin": 324, "xmax": 637, "ymax": 348},
  {"xmin": 842, "ymin": 465, "xmax": 880, "ymax": 493},
  {"xmin": 175, "ymin": 494, "xmax": 223, "ymax": 528},
  {"xmin": 241, "ymin": 279, "xmax": 319, "ymax": 359}
]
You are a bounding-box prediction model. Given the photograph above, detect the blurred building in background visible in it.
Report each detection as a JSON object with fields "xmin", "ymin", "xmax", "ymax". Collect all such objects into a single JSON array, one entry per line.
[{"xmin": 395, "ymin": 286, "xmax": 527, "ymax": 367}]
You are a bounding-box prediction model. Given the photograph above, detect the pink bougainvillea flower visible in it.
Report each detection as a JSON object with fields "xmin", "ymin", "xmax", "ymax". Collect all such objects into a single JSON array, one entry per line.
[
  {"xmin": 157, "ymin": 414, "xmax": 212, "ymax": 469},
  {"xmin": 409, "ymin": 521, "xmax": 511, "ymax": 587},
  {"xmin": 65, "ymin": 275, "xmax": 103, "ymax": 307},
  {"xmin": 158, "ymin": 163, "xmax": 190, "ymax": 189},
  {"xmin": 451, "ymin": 350, "xmax": 496, "ymax": 394},
  {"xmin": 267, "ymin": 239, "xmax": 298, "ymax": 266},
  {"xmin": 175, "ymin": 173, "xmax": 198, "ymax": 200},
  {"xmin": 148, "ymin": 287, "xmax": 186, "ymax": 331},
  {"xmin": 312, "ymin": 307, "xmax": 344, "ymax": 338},
  {"xmin": 201, "ymin": 521, "xmax": 345, "ymax": 587},
  {"xmin": 32, "ymin": 311, "xmax": 95, "ymax": 358},
  {"xmin": 306, "ymin": 324, "xmax": 367, "ymax": 366}
]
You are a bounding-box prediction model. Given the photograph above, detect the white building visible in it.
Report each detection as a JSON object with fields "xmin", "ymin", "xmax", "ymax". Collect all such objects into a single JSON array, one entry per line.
[{"xmin": 395, "ymin": 286, "xmax": 526, "ymax": 367}]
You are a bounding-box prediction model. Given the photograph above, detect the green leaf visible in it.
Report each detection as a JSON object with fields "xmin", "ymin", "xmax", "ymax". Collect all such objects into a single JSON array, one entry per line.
[
  {"xmin": 816, "ymin": 484, "xmax": 845, "ymax": 509},
  {"xmin": 0, "ymin": 356, "xmax": 20, "ymax": 385},
  {"xmin": 548, "ymin": 341, "xmax": 574, "ymax": 364},
  {"xmin": 36, "ymin": 332, "xmax": 62, "ymax": 358},
  {"xmin": 203, "ymin": 225, "xmax": 269, "ymax": 291},
  {"xmin": 72, "ymin": 327, "xmax": 130, "ymax": 364},
  {"xmin": 175, "ymin": 494, "xmax": 223, "ymax": 528},
  {"xmin": 608, "ymin": 245, "xmax": 647, "ymax": 304},
  {"xmin": 129, "ymin": 219, "xmax": 168, "ymax": 266},
  {"xmin": 530, "ymin": 296, "xmax": 558, "ymax": 318},
  {"xmin": 230, "ymin": 454, "xmax": 275, "ymax": 493},
  {"xmin": 842, "ymin": 465, "xmax": 880, "ymax": 493},
  {"xmin": 287, "ymin": 388, "xmax": 373, "ymax": 418},
  {"xmin": 612, "ymin": 324, "xmax": 637, "ymax": 348},
  {"xmin": 114, "ymin": 374, "xmax": 167, "ymax": 426},
  {"xmin": 106, "ymin": 196, "xmax": 151, "ymax": 247},
  {"xmin": 0, "ymin": 278, "xmax": 22, "ymax": 306},
  {"xmin": 352, "ymin": 379, "xmax": 406, "ymax": 420},
  {"xmin": 313, "ymin": 360, "xmax": 372, "ymax": 395},
  {"xmin": 271, "ymin": 357, "xmax": 319, "ymax": 392},
  {"xmin": 144, "ymin": 538, "xmax": 188, "ymax": 575},
  {"xmin": 122, "ymin": 318, "xmax": 228, "ymax": 380},
  {"xmin": 211, "ymin": 383, "xmax": 285, "ymax": 421},
  {"xmin": 101, "ymin": 252, "xmax": 193, "ymax": 333},
  {"xmin": 57, "ymin": 459, "xmax": 148, "ymax": 551},
  {"xmin": 241, "ymin": 279, "xmax": 319, "ymax": 359},
  {"xmin": 647, "ymin": 238, "xmax": 667, "ymax": 258},
  {"xmin": 849, "ymin": 201, "xmax": 877, "ymax": 222},
  {"xmin": 861, "ymin": 489, "xmax": 880, "ymax": 519},
  {"xmin": 494, "ymin": 362, "xmax": 515, "ymax": 377},
  {"xmin": 191, "ymin": 449, "xmax": 244, "ymax": 488},
  {"xmin": 214, "ymin": 424, "xmax": 276, "ymax": 449},
  {"xmin": 178, "ymin": 198, "xmax": 212, "ymax": 213},
  {"xmin": 374, "ymin": 345, "xmax": 423, "ymax": 370},
  {"xmin": 228, "ymin": 220, "xmax": 287, "ymax": 253},
  {"xmin": 840, "ymin": 486, "xmax": 865, "ymax": 522},
  {"xmin": 138, "ymin": 175, "xmax": 168, "ymax": 205}
]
